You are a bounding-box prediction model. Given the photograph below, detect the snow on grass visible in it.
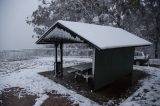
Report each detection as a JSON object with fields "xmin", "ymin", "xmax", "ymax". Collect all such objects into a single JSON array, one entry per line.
[
  {"xmin": 34, "ymin": 94, "xmax": 49, "ymax": 106},
  {"xmin": 0, "ymin": 57, "xmax": 100, "ymax": 106},
  {"xmin": 121, "ymin": 101, "xmax": 141, "ymax": 106},
  {"xmin": 149, "ymin": 59, "xmax": 160, "ymax": 66},
  {"xmin": 120, "ymin": 65, "xmax": 160, "ymax": 106},
  {"xmin": 1, "ymin": 56, "xmax": 160, "ymax": 106}
]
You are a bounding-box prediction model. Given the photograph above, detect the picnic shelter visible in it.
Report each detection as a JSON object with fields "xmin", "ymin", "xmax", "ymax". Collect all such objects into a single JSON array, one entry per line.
[{"xmin": 36, "ymin": 20, "xmax": 151, "ymax": 90}]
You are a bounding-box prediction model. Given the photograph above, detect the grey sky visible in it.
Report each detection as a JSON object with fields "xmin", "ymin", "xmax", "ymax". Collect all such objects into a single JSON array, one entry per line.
[{"xmin": 0, "ymin": 0, "xmax": 40, "ymax": 50}]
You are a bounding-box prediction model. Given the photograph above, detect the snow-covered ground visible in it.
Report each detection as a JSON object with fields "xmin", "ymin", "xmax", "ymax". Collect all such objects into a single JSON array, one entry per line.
[
  {"xmin": 0, "ymin": 56, "xmax": 160, "ymax": 106},
  {"xmin": 120, "ymin": 66, "xmax": 160, "ymax": 106},
  {"xmin": 149, "ymin": 59, "xmax": 160, "ymax": 66},
  {"xmin": 0, "ymin": 56, "xmax": 99, "ymax": 106}
]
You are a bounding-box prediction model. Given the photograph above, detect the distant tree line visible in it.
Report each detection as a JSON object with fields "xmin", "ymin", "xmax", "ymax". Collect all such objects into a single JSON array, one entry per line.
[{"xmin": 26, "ymin": 0, "xmax": 160, "ymax": 58}]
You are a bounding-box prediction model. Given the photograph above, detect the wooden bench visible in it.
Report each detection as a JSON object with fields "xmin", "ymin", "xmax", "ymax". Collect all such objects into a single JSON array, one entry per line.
[{"xmin": 69, "ymin": 63, "xmax": 93, "ymax": 82}]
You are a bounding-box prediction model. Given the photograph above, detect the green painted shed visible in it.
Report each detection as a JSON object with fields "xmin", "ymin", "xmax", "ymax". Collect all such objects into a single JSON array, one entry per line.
[{"xmin": 36, "ymin": 20, "xmax": 151, "ymax": 90}]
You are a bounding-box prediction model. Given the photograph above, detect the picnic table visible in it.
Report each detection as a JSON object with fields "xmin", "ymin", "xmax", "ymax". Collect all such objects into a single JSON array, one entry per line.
[
  {"xmin": 68, "ymin": 63, "xmax": 93, "ymax": 82},
  {"xmin": 71, "ymin": 63, "xmax": 92, "ymax": 72}
]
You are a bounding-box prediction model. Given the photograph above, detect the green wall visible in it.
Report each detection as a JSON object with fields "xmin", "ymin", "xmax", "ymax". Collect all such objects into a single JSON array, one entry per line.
[{"xmin": 94, "ymin": 47, "xmax": 135, "ymax": 90}]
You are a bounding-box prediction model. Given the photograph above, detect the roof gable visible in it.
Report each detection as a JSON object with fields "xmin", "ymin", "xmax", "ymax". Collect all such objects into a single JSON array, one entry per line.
[{"xmin": 37, "ymin": 20, "xmax": 151, "ymax": 50}]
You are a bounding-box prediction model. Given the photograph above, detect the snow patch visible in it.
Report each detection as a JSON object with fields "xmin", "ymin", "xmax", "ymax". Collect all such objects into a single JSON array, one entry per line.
[
  {"xmin": 120, "ymin": 101, "xmax": 141, "ymax": 106},
  {"xmin": 34, "ymin": 94, "xmax": 49, "ymax": 106},
  {"xmin": 120, "ymin": 66, "xmax": 160, "ymax": 106},
  {"xmin": 0, "ymin": 57, "xmax": 99, "ymax": 106}
]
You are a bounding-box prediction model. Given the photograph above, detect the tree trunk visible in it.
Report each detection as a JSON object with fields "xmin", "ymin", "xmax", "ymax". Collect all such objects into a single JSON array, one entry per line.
[
  {"xmin": 154, "ymin": 40, "xmax": 158, "ymax": 58},
  {"xmin": 155, "ymin": 16, "xmax": 160, "ymax": 58},
  {"xmin": 154, "ymin": 28, "xmax": 159, "ymax": 58}
]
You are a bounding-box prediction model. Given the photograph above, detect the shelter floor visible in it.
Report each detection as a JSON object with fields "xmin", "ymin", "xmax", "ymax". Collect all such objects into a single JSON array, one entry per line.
[{"xmin": 39, "ymin": 67, "xmax": 148, "ymax": 105}]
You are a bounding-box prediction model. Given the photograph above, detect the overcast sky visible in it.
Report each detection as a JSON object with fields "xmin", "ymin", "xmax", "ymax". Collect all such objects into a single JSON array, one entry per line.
[{"xmin": 0, "ymin": 0, "xmax": 41, "ymax": 50}]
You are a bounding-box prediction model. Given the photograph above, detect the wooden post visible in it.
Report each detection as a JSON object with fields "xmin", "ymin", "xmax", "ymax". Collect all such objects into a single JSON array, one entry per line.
[
  {"xmin": 60, "ymin": 42, "xmax": 63, "ymax": 77},
  {"xmin": 55, "ymin": 43, "xmax": 58, "ymax": 76}
]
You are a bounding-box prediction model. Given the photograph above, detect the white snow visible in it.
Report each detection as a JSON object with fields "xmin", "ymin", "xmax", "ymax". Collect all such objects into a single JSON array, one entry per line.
[
  {"xmin": 92, "ymin": 16, "xmax": 99, "ymax": 23},
  {"xmin": 46, "ymin": 27, "xmax": 83, "ymax": 42},
  {"xmin": 38, "ymin": 20, "xmax": 151, "ymax": 49},
  {"xmin": 149, "ymin": 59, "xmax": 160, "ymax": 66},
  {"xmin": 34, "ymin": 94, "xmax": 49, "ymax": 106},
  {"xmin": 120, "ymin": 101, "xmax": 141, "ymax": 106},
  {"xmin": 120, "ymin": 65, "xmax": 160, "ymax": 106},
  {"xmin": 0, "ymin": 57, "xmax": 99, "ymax": 106},
  {"xmin": 1, "ymin": 56, "xmax": 160, "ymax": 106}
]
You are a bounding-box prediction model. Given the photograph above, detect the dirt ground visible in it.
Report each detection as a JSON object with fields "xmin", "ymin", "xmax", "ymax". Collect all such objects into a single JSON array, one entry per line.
[
  {"xmin": 43, "ymin": 91, "xmax": 78, "ymax": 106},
  {"xmin": 40, "ymin": 67, "xmax": 148, "ymax": 105},
  {"xmin": 0, "ymin": 87, "xmax": 36, "ymax": 106},
  {"xmin": 0, "ymin": 87, "xmax": 77, "ymax": 106}
]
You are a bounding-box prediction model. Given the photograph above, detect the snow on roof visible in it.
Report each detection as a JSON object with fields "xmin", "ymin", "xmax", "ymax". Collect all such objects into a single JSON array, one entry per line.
[
  {"xmin": 38, "ymin": 20, "xmax": 151, "ymax": 50},
  {"xmin": 45, "ymin": 27, "xmax": 83, "ymax": 42}
]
